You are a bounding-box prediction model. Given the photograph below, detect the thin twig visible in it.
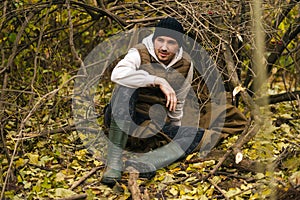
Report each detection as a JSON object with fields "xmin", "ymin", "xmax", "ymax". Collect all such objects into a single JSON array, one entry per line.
[
  {"xmin": 70, "ymin": 166, "xmax": 104, "ymax": 190},
  {"xmin": 0, "ymin": 74, "xmax": 81, "ymax": 199},
  {"xmin": 31, "ymin": 2, "xmax": 51, "ymax": 98},
  {"xmin": 0, "ymin": 11, "xmax": 35, "ymax": 199},
  {"xmin": 208, "ymin": 178, "xmax": 229, "ymax": 200},
  {"xmin": 66, "ymin": 0, "xmax": 86, "ymax": 75}
]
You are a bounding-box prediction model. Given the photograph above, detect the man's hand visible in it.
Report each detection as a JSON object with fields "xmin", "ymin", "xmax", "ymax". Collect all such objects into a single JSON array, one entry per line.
[{"xmin": 154, "ymin": 77, "xmax": 177, "ymax": 111}]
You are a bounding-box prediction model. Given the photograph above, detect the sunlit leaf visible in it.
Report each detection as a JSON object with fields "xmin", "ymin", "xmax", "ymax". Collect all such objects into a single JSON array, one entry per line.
[
  {"xmin": 169, "ymin": 185, "xmax": 179, "ymax": 196},
  {"xmin": 15, "ymin": 158, "xmax": 27, "ymax": 168},
  {"xmin": 26, "ymin": 153, "xmax": 39, "ymax": 166},
  {"xmin": 54, "ymin": 188, "xmax": 77, "ymax": 198},
  {"xmin": 255, "ymin": 173, "xmax": 265, "ymax": 179},
  {"xmin": 55, "ymin": 171, "xmax": 66, "ymax": 182},
  {"xmin": 39, "ymin": 155, "xmax": 53, "ymax": 167},
  {"xmin": 226, "ymin": 187, "xmax": 242, "ymax": 197},
  {"xmin": 23, "ymin": 181, "xmax": 32, "ymax": 189},
  {"xmin": 290, "ymin": 171, "xmax": 300, "ymax": 187},
  {"xmin": 185, "ymin": 176, "xmax": 197, "ymax": 182},
  {"xmin": 186, "ymin": 153, "xmax": 197, "ymax": 161},
  {"xmin": 162, "ymin": 173, "xmax": 175, "ymax": 183},
  {"xmin": 41, "ymin": 177, "xmax": 52, "ymax": 189}
]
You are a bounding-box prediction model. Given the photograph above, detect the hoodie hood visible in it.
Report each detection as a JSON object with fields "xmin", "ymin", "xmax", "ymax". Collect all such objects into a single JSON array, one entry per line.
[{"xmin": 142, "ymin": 34, "xmax": 183, "ymax": 68}]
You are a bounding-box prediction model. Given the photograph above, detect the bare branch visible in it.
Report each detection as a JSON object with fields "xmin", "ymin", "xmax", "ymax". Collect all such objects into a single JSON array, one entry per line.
[
  {"xmin": 267, "ymin": 17, "xmax": 300, "ymax": 73},
  {"xmin": 0, "ymin": 11, "xmax": 35, "ymax": 199},
  {"xmin": 272, "ymin": 0, "xmax": 300, "ymax": 30},
  {"xmin": 256, "ymin": 91, "xmax": 300, "ymax": 105}
]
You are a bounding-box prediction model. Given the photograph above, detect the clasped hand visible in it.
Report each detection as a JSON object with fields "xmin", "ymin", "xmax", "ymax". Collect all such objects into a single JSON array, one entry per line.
[{"xmin": 154, "ymin": 77, "xmax": 177, "ymax": 112}]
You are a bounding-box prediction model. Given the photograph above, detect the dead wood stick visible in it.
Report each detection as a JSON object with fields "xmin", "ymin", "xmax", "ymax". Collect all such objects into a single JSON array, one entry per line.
[
  {"xmin": 256, "ymin": 91, "xmax": 300, "ymax": 105},
  {"xmin": 194, "ymin": 42, "xmax": 263, "ymax": 182},
  {"xmin": 127, "ymin": 166, "xmax": 150, "ymax": 200},
  {"xmin": 127, "ymin": 166, "xmax": 143, "ymax": 200},
  {"xmin": 206, "ymin": 124, "xmax": 260, "ymax": 179},
  {"xmin": 15, "ymin": 125, "xmax": 100, "ymax": 140},
  {"xmin": 199, "ymin": 43, "xmax": 263, "ymax": 180},
  {"xmin": 191, "ymin": 124, "xmax": 260, "ymax": 185},
  {"xmin": 186, "ymin": 149, "xmax": 266, "ymax": 174},
  {"xmin": 70, "ymin": 166, "xmax": 103, "ymax": 190}
]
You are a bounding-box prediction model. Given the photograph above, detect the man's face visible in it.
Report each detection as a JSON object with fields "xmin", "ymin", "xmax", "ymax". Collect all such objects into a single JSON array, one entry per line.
[{"xmin": 154, "ymin": 36, "xmax": 179, "ymax": 65}]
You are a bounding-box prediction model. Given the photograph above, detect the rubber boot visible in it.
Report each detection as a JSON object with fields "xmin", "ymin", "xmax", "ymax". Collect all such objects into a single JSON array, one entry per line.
[
  {"xmin": 101, "ymin": 119, "xmax": 129, "ymax": 186},
  {"xmin": 125, "ymin": 141, "xmax": 185, "ymax": 179}
]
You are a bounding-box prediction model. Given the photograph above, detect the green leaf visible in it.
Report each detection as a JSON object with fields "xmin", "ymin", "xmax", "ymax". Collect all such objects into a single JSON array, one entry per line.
[
  {"xmin": 15, "ymin": 158, "xmax": 27, "ymax": 168},
  {"xmin": 39, "ymin": 155, "xmax": 53, "ymax": 167},
  {"xmin": 32, "ymin": 180, "xmax": 42, "ymax": 193},
  {"xmin": 8, "ymin": 33, "xmax": 17, "ymax": 43},
  {"xmin": 26, "ymin": 153, "xmax": 39, "ymax": 166},
  {"xmin": 41, "ymin": 177, "xmax": 52, "ymax": 189}
]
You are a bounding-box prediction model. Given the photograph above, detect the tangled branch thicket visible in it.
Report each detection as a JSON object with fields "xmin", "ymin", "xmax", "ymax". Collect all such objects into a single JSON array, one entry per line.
[{"xmin": 0, "ymin": 0, "xmax": 299, "ymax": 199}]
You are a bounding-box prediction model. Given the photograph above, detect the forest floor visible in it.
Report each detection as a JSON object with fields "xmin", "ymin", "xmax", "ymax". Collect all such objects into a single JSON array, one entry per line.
[{"xmin": 1, "ymin": 98, "xmax": 300, "ymax": 200}]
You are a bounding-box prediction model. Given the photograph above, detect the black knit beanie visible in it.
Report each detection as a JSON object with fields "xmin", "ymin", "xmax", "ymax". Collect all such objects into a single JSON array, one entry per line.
[{"xmin": 153, "ymin": 17, "xmax": 184, "ymax": 46}]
